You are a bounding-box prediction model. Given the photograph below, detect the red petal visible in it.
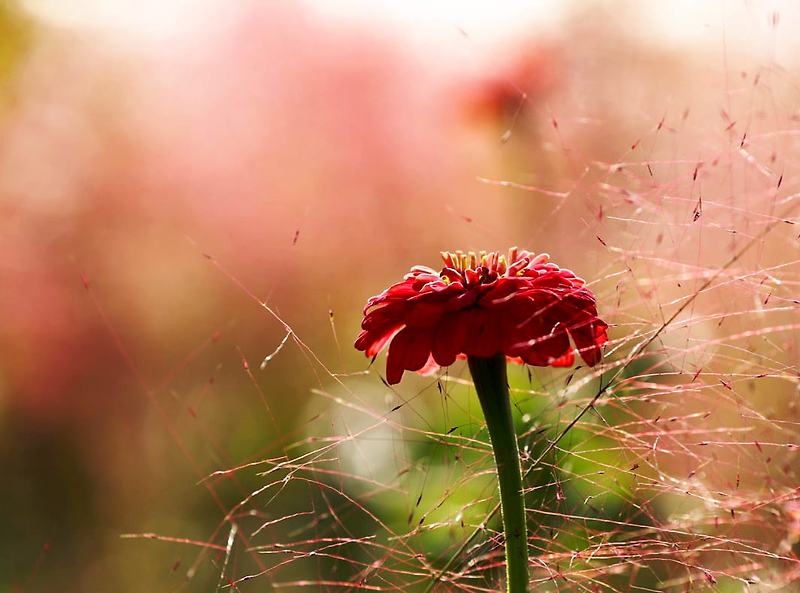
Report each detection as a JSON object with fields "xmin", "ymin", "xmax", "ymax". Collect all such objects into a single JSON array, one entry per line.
[
  {"xmin": 385, "ymin": 326, "xmax": 433, "ymax": 384},
  {"xmin": 431, "ymin": 313, "xmax": 467, "ymax": 367},
  {"xmin": 462, "ymin": 308, "xmax": 501, "ymax": 358},
  {"xmin": 480, "ymin": 277, "xmax": 527, "ymax": 306},
  {"xmin": 360, "ymin": 301, "xmax": 407, "ymax": 331},
  {"xmin": 570, "ymin": 318, "xmax": 608, "ymax": 367},
  {"xmin": 548, "ymin": 349, "xmax": 575, "ymax": 367},
  {"xmin": 516, "ymin": 311, "xmax": 571, "ymax": 367},
  {"xmin": 355, "ymin": 325, "xmax": 403, "ymax": 357},
  {"xmin": 356, "ymin": 302, "xmax": 407, "ymax": 357},
  {"xmin": 405, "ymin": 301, "xmax": 446, "ymax": 327},
  {"xmin": 496, "ymin": 295, "xmax": 538, "ymax": 354}
]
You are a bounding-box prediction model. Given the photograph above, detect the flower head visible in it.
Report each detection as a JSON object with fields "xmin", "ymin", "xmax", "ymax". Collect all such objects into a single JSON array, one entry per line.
[{"xmin": 355, "ymin": 248, "xmax": 609, "ymax": 384}]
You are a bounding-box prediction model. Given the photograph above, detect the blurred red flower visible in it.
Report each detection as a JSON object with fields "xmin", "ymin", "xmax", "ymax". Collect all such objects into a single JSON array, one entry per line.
[
  {"xmin": 355, "ymin": 248, "xmax": 608, "ymax": 384},
  {"xmin": 464, "ymin": 46, "xmax": 559, "ymax": 125}
]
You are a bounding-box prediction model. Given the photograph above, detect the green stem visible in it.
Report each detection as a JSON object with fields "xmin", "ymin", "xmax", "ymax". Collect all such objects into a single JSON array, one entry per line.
[{"xmin": 467, "ymin": 354, "xmax": 529, "ymax": 593}]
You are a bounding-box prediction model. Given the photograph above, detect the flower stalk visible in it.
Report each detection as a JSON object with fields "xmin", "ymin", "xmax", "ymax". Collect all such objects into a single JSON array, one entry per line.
[{"xmin": 468, "ymin": 354, "xmax": 528, "ymax": 593}]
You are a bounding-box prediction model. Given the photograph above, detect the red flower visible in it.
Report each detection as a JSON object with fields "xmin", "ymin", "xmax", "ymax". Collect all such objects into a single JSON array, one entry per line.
[{"xmin": 355, "ymin": 248, "xmax": 608, "ymax": 384}]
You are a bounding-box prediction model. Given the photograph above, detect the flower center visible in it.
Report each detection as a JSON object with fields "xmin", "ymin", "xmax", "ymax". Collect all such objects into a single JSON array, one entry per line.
[{"xmin": 439, "ymin": 248, "xmax": 520, "ymax": 286}]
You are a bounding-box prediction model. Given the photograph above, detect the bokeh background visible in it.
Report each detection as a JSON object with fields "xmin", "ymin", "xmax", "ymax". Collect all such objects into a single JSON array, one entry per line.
[{"xmin": 3, "ymin": 1, "xmax": 800, "ymax": 591}]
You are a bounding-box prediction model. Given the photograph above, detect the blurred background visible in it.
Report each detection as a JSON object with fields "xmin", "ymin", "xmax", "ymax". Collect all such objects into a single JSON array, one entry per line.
[{"xmin": 2, "ymin": 0, "xmax": 800, "ymax": 591}]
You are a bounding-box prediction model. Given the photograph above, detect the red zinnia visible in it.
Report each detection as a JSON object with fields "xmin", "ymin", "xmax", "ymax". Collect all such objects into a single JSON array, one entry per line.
[{"xmin": 355, "ymin": 248, "xmax": 608, "ymax": 384}]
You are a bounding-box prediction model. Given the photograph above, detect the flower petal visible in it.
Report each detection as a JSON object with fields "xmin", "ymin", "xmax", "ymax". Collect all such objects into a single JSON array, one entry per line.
[
  {"xmin": 462, "ymin": 308, "xmax": 502, "ymax": 358},
  {"xmin": 569, "ymin": 318, "xmax": 608, "ymax": 367},
  {"xmin": 386, "ymin": 326, "xmax": 433, "ymax": 384},
  {"xmin": 405, "ymin": 301, "xmax": 446, "ymax": 327},
  {"xmin": 355, "ymin": 325, "xmax": 403, "ymax": 357},
  {"xmin": 356, "ymin": 302, "xmax": 407, "ymax": 356},
  {"xmin": 515, "ymin": 310, "xmax": 572, "ymax": 366},
  {"xmin": 548, "ymin": 349, "xmax": 575, "ymax": 367},
  {"xmin": 431, "ymin": 313, "xmax": 467, "ymax": 367}
]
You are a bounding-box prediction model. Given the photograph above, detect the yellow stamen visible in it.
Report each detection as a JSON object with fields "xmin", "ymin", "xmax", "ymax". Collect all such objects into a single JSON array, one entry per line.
[
  {"xmin": 508, "ymin": 246, "xmax": 518, "ymax": 264},
  {"xmin": 498, "ymin": 255, "xmax": 507, "ymax": 275}
]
